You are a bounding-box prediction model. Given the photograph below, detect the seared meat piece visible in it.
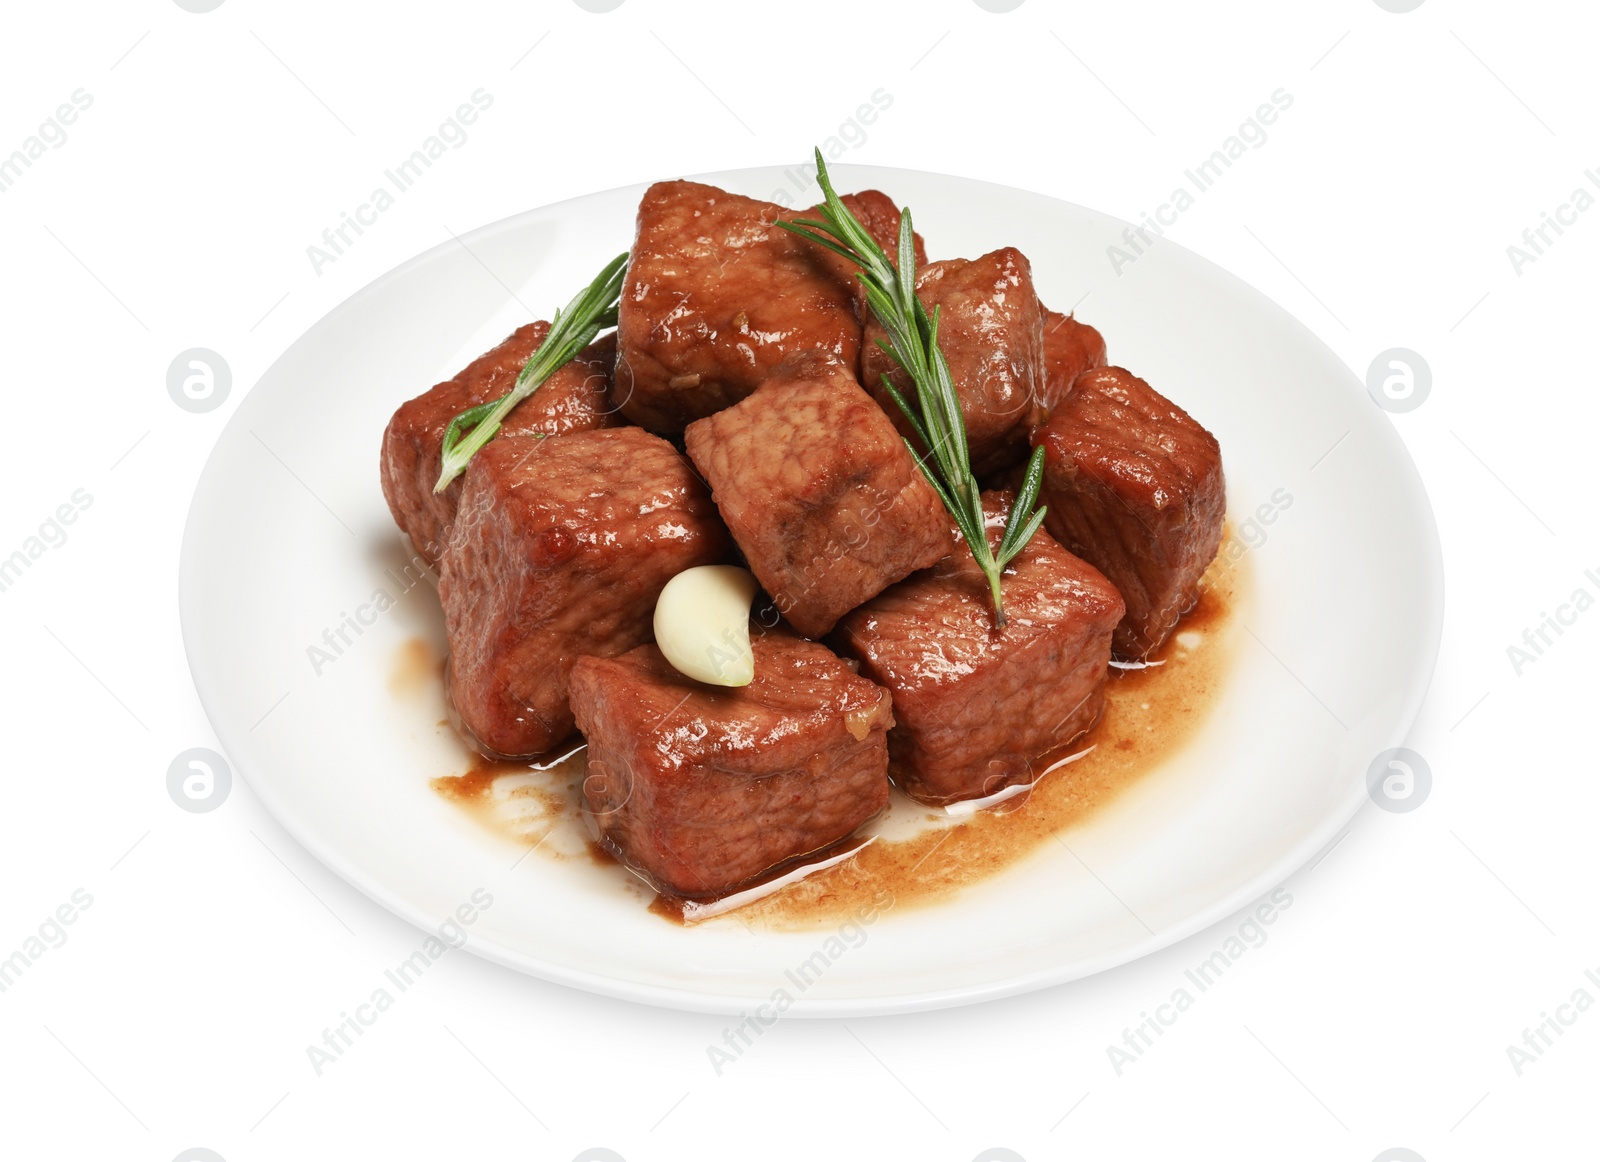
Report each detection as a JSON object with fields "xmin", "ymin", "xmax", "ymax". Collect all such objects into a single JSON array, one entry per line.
[
  {"xmin": 614, "ymin": 181, "xmax": 920, "ymax": 433},
  {"xmin": 683, "ymin": 354, "xmax": 949, "ymax": 638},
  {"xmin": 1032, "ymin": 366, "xmax": 1225, "ymax": 659},
  {"xmin": 381, "ymin": 322, "xmax": 619, "ymax": 566},
  {"xmin": 863, "ymin": 247, "xmax": 1045, "ymax": 476},
  {"xmin": 440, "ymin": 427, "xmax": 729, "ymax": 759},
  {"xmin": 570, "ymin": 630, "xmax": 893, "ymax": 899},
  {"xmin": 1029, "ymin": 308, "xmax": 1107, "ymax": 431},
  {"xmin": 834, "ymin": 492, "xmax": 1124, "ymax": 806}
]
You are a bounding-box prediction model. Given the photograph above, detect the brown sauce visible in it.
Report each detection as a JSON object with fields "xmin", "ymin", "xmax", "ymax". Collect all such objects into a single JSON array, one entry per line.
[
  {"xmin": 647, "ymin": 894, "xmax": 688, "ymax": 923},
  {"xmin": 388, "ymin": 636, "xmax": 439, "ymax": 698},
  {"xmin": 411, "ymin": 539, "xmax": 1250, "ymax": 929},
  {"xmin": 430, "ymin": 756, "xmax": 588, "ymax": 859}
]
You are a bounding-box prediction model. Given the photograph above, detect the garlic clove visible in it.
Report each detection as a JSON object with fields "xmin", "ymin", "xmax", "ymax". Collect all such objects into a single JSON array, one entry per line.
[{"xmin": 653, "ymin": 565, "xmax": 760, "ymax": 687}]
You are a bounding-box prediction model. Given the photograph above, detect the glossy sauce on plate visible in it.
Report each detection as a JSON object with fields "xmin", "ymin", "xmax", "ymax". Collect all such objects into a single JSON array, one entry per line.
[{"xmin": 422, "ymin": 538, "xmax": 1248, "ymax": 929}]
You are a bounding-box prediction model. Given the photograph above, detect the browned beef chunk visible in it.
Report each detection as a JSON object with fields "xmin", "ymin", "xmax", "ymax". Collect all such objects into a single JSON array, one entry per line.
[
  {"xmin": 683, "ymin": 354, "xmax": 949, "ymax": 638},
  {"xmin": 1029, "ymin": 308, "xmax": 1107, "ymax": 431},
  {"xmin": 863, "ymin": 247, "xmax": 1045, "ymax": 476},
  {"xmin": 1032, "ymin": 366, "xmax": 1225, "ymax": 659},
  {"xmin": 381, "ymin": 323, "xmax": 620, "ymax": 566},
  {"xmin": 570, "ymin": 631, "xmax": 893, "ymax": 899},
  {"xmin": 614, "ymin": 181, "xmax": 920, "ymax": 433},
  {"xmin": 439, "ymin": 428, "xmax": 729, "ymax": 759},
  {"xmin": 834, "ymin": 492, "xmax": 1123, "ymax": 806}
]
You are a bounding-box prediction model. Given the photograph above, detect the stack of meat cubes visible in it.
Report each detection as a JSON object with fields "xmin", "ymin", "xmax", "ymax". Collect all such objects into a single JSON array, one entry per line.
[{"xmin": 380, "ymin": 179, "xmax": 1224, "ymax": 901}]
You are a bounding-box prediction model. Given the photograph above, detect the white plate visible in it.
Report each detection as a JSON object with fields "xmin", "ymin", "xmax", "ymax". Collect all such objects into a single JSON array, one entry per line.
[{"xmin": 179, "ymin": 165, "xmax": 1442, "ymax": 1016}]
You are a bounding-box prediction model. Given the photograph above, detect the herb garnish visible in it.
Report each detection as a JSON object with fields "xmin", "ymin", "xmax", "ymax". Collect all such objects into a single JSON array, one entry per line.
[
  {"xmin": 433, "ymin": 251, "xmax": 629, "ymax": 493},
  {"xmin": 778, "ymin": 149, "xmax": 1048, "ymax": 627}
]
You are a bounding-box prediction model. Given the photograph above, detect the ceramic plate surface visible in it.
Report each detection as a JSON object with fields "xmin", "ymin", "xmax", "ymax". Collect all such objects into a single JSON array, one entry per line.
[{"xmin": 179, "ymin": 165, "xmax": 1442, "ymax": 1016}]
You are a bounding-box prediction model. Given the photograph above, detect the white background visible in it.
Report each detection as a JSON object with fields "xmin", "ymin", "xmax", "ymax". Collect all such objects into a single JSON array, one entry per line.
[{"xmin": 1, "ymin": 1, "xmax": 1595, "ymax": 1160}]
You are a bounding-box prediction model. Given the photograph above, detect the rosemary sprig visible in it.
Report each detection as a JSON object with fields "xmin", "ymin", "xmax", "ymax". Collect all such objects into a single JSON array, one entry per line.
[
  {"xmin": 778, "ymin": 149, "xmax": 1048, "ymax": 627},
  {"xmin": 433, "ymin": 252, "xmax": 629, "ymax": 493}
]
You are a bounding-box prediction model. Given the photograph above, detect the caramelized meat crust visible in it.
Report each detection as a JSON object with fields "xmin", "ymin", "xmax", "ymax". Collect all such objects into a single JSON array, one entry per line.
[
  {"xmin": 571, "ymin": 631, "xmax": 893, "ymax": 898},
  {"xmin": 863, "ymin": 248, "xmax": 1045, "ymax": 476},
  {"xmin": 1032, "ymin": 366, "xmax": 1225, "ymax": 658},
  {"xmin": 380, "ymin": 323, "xmax": 620, "ymax": 566},
  {"xmin": 684, "ymin": 354, "xmax": 949, "ymax": 638},
  {"xmin": 834, "ymin": 492, "xmax": 1124, "ymax": 805},
  {"xmin": 1029, "ymin": 308, "xmax": 1107, "ymax": 432},
  {"xmin": 615, "ymin": 181, "xmax": 921, "ymax": 433},
  {"xmin": 440, "ymin": 428, "xmax": 729, "ymax": 759}
]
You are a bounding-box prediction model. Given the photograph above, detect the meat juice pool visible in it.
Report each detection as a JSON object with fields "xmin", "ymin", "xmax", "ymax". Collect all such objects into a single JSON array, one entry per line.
[{"xmin": 419, "ymin": 537, "xmax": 1248, "ymax": 929}]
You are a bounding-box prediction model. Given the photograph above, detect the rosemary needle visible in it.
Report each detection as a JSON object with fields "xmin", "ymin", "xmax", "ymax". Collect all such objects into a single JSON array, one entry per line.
[
  {"xmin": 778, "ymin": 149, "xmax": 1048, "ymax": 627},
  {"xmin": 433, "ymin": 252, "xmax": 628, "ymax": 493}
]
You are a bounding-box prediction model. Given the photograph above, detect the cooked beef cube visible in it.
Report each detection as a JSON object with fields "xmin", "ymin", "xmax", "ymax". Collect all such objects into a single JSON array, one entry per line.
[
  {"xmin": 863, "ymin": 247, "xmax": 1045, "ymax": 476},
  {"xmin": 439, "ymin": 427, "xmax": 729, "ymax": 759},
  {"xmin": 1029, "ymin": 308, "xmax": 1107, "ymax": 431},
  {"xmin": 1032, "ymin": 366, "xmax": 1225, "ymax": 659},
  {"xmin": 570, "ymin": 631, "xmax": 893, "ymax": 899},
  {"xmin": 614, "ymin": 181, "xmax": 920, "ymax": 433},
  {"xmin": 834, "ymin": 492, "xmax": 1123, "ymax": 806},
  {"xmin": 381, "ymin": 322, "xmax": 620, "ymax": 566},
  {"xmin": 683, "ymin": 353, "xmax": 950, "ymax": 638}
]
